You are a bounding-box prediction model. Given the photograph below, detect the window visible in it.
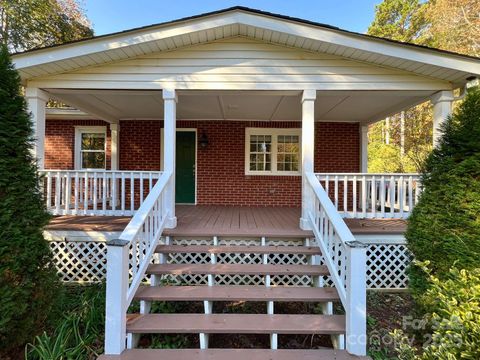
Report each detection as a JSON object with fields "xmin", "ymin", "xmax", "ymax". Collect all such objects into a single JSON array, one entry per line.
[
  {"xmin": 75, "ymin": 127, "xmax": 106, "ymax": 169},
  {"xmin": 245, "ymin": 128, "xmax": 301, "ymax": 175}
]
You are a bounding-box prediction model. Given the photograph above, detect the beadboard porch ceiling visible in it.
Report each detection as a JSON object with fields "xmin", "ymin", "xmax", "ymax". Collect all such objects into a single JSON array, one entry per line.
[{"xmin": 45, "ymin": 89, "xmax": 435, "ymax": 124}]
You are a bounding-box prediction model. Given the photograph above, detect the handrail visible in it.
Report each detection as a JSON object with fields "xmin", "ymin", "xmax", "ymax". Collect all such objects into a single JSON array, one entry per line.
[
  {"xmin": 104, "ymin": 170, "xmax": 172, "ymax": 354},
  {"xmin": 305, "ymin": 172, "xmax": 355, "ymax": 304},
  {"xmin": 305, "ymin": 171, "xmax": 367, "ymax": 356}
]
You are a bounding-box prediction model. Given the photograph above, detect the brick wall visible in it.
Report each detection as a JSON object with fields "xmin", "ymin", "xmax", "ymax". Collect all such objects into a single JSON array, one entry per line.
[
  {"xmin": 45, "ymin": 119, "xmax": 359, "ymax": 206},
  {"xmin": 45, "ymin": 119, "xmax": 111, "ymax": 169}
]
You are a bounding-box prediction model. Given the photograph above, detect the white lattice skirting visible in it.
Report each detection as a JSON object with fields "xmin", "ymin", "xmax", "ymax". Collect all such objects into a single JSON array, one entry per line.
[{"xmin": 47, "ymin": 236, "xmax": 412, "ymax": 290}]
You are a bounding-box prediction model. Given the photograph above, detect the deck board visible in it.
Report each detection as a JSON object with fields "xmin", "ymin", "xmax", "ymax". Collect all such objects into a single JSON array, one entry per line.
[{"xmin": 46, "ymin": 205, "xmax": 407, "ymax": 237}]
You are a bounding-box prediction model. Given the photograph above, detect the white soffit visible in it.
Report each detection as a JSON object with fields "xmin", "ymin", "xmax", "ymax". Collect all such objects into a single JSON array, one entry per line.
[
  {"xmin": 12, "ymin": 8, "xmax": 480, "ymax": 85},
  {"xmin": 45, "ymin": 89, "xmax": 436, "ymax": 123}
]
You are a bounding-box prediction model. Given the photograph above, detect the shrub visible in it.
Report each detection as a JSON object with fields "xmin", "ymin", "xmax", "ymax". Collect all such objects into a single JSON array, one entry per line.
[
  {"xmin": 406, "ymin": 87, "xmax": 480, "ymax": 298},
  {"xmin": 0, "ymin": 46, "xmax": 62, "ymax": 354},
  {"xmin": 392, "ymin": 266, "xmax": 480, "ymax": 360},
  {"xmin": 26, "ymin": 284, "xmax": 106, "ymax": 360}
]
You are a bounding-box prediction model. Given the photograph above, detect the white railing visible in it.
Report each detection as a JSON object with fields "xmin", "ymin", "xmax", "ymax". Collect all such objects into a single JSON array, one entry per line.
[
  {"xmin": 315, "ymin": 173, "xmax": 421, "ymax": 219},
  {"xmin": 306, "ymin": 172, "xmax": 366, "ymax": 356},
  {"xmin": 104, "ymin": 170, "xmax": 172, "ymax": 354},
  {"xmin": 39, "ymin": 170, "xmax": 162, "ymax": 216}
]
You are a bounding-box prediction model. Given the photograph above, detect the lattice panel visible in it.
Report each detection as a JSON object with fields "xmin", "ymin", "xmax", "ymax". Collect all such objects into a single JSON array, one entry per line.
[
  {"xmin": 48, "ymin": 237, "xmax": 413, "ymax": 290},
  {"xmin": 49, "ymin": 240, "xmax": 107, "ymax": 282},
  {"xmin": 366, "ymin": 244, "xmax": 413, "ymax": 289}
]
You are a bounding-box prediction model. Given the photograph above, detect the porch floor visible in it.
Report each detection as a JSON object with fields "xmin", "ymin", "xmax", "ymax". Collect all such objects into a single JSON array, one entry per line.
[{"xmin": 46, "ymin": 205, "xmax": 407, "ymax": 237}]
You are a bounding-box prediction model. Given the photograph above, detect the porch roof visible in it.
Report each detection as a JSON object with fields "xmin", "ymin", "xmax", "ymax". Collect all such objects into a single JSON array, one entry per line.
[{"xmin": 12, "ymin": 6, "xmax": 480, "ymax": 86}]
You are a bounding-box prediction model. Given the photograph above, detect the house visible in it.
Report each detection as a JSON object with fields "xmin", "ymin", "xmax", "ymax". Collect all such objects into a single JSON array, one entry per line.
[{"xmin": 12, "ymin": 6, "xmax": 480, "ymax": 359}]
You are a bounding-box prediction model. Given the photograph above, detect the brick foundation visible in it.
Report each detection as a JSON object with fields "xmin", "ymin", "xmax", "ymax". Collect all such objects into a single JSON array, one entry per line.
[{"xmin": 45, "ymin": 119, "xmax": 359, "ymax": 207}]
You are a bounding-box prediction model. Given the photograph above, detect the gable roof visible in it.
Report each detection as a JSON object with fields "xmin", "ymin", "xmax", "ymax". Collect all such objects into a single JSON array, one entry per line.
[{"xmin": 12, "ymin": 6, "xmax": 480, "ymax": 85}]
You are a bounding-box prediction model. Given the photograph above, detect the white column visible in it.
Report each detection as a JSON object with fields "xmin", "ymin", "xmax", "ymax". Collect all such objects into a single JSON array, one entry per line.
[
  {"xmin": 360, "ymin": 125, "xmax": 368, "ymax": 173},
  {"xmin": 300, "ymin": 89, "xmax": 316, "ymax": 230},
  {"xmin": 163, "ymin": 89, "xmax": 177, "ymax": 228},
  {"xmin": 104, "ymin": 241, "xmax": 129, "ymax": 354},
  {"xmin": 110, "ymin": 123, "xmax": 119, "ymax": 170},
  {"xmin": 431, "ymin": 90, "xmax": 454, "ymax": 147},
  {"xmin": 25, "ymin": 88, "xmax": 49, "ymax": 169}
]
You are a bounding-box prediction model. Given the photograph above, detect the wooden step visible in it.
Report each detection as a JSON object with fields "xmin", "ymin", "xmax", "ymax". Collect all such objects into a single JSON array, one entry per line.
[
  {"xmin": 126, "ymin": 313, "xmax": 345, "ymax": 334},
  {"xmin": 134, "ymin": 285, "xmax": 339, "ymax": 302},
  {"xmin": 99, "ymin": 348, "xmax": 370, "ymax": 360},
  {"xmin": 146, "ymin": 263, "xmax": 329, "ymax": 276},
  {"xmin": 156, "ymin": 245, "xmax": 321, "ymax": 255}
]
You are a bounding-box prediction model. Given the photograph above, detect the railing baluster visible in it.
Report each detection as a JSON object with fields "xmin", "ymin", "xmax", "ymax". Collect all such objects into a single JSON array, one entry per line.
[
  {"xmin": 380, "ymin": 176, "xmax": 385, "ymax": 217},
  {"xmin": 112, "ymin": 172, "xmax": 117, "ymax": 214},
  {"xmin": 74, "ymin": 172, "xmax": 79, "ymax": 215},
  {"xmin": 399, "ymin": 176, "xmax": 404, "ymax": 218},
  {"xmin": 352, "ymin": 176, "xmax": 357, "ymax": 218},
  {"xmin": 46, "ymin": 172, "xmax": 52, "ymax": 210},
  {"xmin": 103, "ymin": 172, "xmax": 107, "ymax": 212},
  {"xmin": 343, "ymin": 176, "xmax": 347, "ymax": 216},
  {"xmin": 55, "ymin": 171, "xmax": 61, "ymax": 214},
  {"xmin": 140, "ymin": 172, "xmax": 144, "ymax": 205},
  {"xmin": 334, "ymin": 175, "xmax": 339, "ymax": 210},
  {"xmin": 121, "ymin": 173, "xmax": 126, "ymax": 215},
  {"xmin": 84, "ymin": 172, "xmax": 89, "ymax": 215},
  {"xmin": 65, "ymin": 172, "xmax": 71, "ymax": 215},
  {"xmin": 389, "ymin": 176, "xmax": 395, "ymax": 218},
  {"xmin": 130, "ymin": 172, "xmax": 135, "ymax": 214},
  {"xmin": 361, "ymin": 175, "xmax": 366, "ymax": 218},
  {"xmin": 371, "ymin": 175, "xmax": 376, "ymax": 218},
  {"xmin": 93, "ymin": 172, "xmax": 98, "ymax": 214}
]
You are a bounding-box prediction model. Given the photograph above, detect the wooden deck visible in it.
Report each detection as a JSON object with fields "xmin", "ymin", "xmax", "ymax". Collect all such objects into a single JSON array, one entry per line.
[{"xmin": 46, "ymin": 205, "xmax": 407, "ymax": 237}]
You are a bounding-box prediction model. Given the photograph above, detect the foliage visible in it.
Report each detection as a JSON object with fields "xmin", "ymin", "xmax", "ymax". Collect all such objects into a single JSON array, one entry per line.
[
  {"xmin": 0, "ymin": 45, "xmax": 63, "ymax": 355},
  {"xmin": 406, "ymin": 87, "xmax": 480, "ymax": 297},
  {"xmin": 392, "ymin": 267, "xmax": 480, "ymax": 360},
  {"xmin": 0, "ymin": 0, "xmax": 93, "ymax": 52},
  {"xmin": 425, "ymin": 0, "xmax": 480, "ymax": 57},
  {"xmin": 26, "ymin": 284, "xmax": 106, "ymax": 360},
  {"xmin": 367, "ymin": 0, "xmax": 478, "ymax": 173},
  {"xmin": 367, "ymin": 0, "xmax": 429, "ymax": 43}
]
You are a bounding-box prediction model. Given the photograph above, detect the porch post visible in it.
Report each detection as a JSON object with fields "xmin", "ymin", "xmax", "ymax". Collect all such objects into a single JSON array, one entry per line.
[
  {"xmin": 25, "ymin": 88, "xmax": 49, "ymax": 169},
  {"xmin": 300, "ymin": 89, "xmax": 316, "ymax": 230},
  {"xmin": 431, "ymin": 90, "xmax": 454, "ymax": 147},
  {"xmin": 163, "ymin": 89, "xmax": 177, "ymax": 228},
  {"xmin": 110, "ymin": 123, "xmax": 119, "ymax": 170},
  {"xmin": 360, "ymin": 125, "xmax": 368, "ymax": 172}
]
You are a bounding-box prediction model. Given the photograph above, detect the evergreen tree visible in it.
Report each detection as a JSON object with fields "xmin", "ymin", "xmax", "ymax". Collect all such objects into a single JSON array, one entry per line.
[
  {"xmin": 0, "ymin": 46, "xmax": 62, "ymax": 354},
  {"xmin": 406, "ymin": 87, "xmax": 480, "ymax": 299}
]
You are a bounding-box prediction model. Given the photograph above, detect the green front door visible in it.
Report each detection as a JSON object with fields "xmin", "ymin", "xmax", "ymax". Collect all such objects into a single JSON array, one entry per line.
[{"xmin": 175, "ymin": 131, "xmax": 196, "ymax": 204}]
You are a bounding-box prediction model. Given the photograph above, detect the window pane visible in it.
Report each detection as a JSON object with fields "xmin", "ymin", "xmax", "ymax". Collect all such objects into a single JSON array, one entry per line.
[
  {"xmin": 82, "ymin": 152, "xmax": 105, "ymax": 169},
  {"xmin": 82, "ymin": 133, "xmax": 105, "ymax": 150},
  {"xmin": 249, "ymin": 134, "xmax": 272, "ymax": 172},
  {"xmin": 277, "ymin": 135, "xmax": 299, "ymax": 172}
]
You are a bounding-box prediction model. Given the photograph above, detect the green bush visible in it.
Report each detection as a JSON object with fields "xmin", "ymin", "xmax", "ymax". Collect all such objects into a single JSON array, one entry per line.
[
  {"xmin": 406, "ymin": 87, "xmax": 480, "ymax": 298},
  {"xmin": 392, "ymin": 267, "xmax": 480, "ymax": 360},
  {"xmin": 26, "ymin": 284, "xmax": 106, "ymax": 360},
  {"xmin": 0, "ymin": 47, "xmax": 62, "ymax": 354}
]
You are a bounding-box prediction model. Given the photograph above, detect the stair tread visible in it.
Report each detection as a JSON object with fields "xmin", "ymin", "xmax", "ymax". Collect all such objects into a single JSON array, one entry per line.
[
  {"xmin": 134, "ymin": 285, "xmax": 339, "ymax": 302},
  {"xmin": 99, "ymin": 348, "xmax": 370, "ymax": 360},
  {"xmin": 156, "ymin": 245, "xmax": 321, "ymax": 255},
  {"xmin": 146, "ymin": 263, "xmax": 329, "ymax": 276},
  {"xmin": 126, "ymin": 313, "xmax": 345, "ymax": 334}
]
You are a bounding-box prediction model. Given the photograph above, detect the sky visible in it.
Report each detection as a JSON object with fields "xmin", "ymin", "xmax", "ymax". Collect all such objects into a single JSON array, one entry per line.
[{"xmin": 83, "ymin": 0, "xmax": 381, "ymax": 36}]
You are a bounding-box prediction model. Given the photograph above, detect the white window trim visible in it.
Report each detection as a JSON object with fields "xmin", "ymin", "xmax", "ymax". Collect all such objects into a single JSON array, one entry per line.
[
  {"xmin": 74, "ymin": 126, "xmax": 107, "ymax": 170},
  {"xmin": 245, "ymin": 128, "xmax": 301, "ymax": 176}
]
